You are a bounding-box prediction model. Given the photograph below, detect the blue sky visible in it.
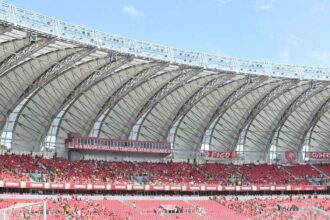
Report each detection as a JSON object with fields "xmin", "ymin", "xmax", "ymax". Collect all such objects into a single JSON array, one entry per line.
[{"xmin": 5, "ymin": 0, "xmax": 330, "ymax": 67}]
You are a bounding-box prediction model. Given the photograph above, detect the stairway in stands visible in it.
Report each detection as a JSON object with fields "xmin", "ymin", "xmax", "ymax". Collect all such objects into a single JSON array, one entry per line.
[
  {"xmin": 191, "ymin": 200, "xmax": 249, "ymax": 220},
  {"xmin": 280, "ymin": 165, "xmax": 299, "ymax": 179},
  {"xmin": 185, "ymin": 200, "xmax": 217, "ymax": 220},
  {"xmin": 310, "ymin": 164, "xmax": 330, "ymax": 178}
]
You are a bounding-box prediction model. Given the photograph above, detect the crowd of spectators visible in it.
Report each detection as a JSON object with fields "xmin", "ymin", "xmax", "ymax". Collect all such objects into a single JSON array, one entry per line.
[
  {"xmin": 212, "ymin": 195, "xmax": 330, "ymax": 219},
  {"xmin": 0, "ymin": 153, "xmax": 329, "ymax": 186},
  {"xmin": 49, "ymin": 195, "xmax": 126, "ymax": 220},
  {"xmin": 237, "ymin": 164, "xmax": 307, "ymax": 185},
  {"xmin": 3, "ymin": 195, "xmax": 330, "ymax": 220},
  {"xmin": 0, "ymin": 196, "xmax": 128, "ymax": 220}
]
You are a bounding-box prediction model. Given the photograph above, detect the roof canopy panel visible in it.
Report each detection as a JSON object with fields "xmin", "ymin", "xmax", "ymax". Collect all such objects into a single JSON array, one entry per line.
[{"xmin": 0, "ymin": 2, "xmax": 329, "ymax": 161}]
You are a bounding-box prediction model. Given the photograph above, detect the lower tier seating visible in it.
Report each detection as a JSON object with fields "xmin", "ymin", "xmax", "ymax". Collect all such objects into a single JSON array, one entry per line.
[
  {"xmin": 1, "ymin": 196, "xmax": 330, "ymax": 220},
  {"xmin": 215, "ymin": 195, "xmax": 330, "ymax": 219}
]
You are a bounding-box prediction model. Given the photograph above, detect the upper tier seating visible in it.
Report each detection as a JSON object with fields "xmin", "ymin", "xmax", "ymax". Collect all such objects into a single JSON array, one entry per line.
[
  {"xmin": 237, "ymin": 164, "xmax": 299, "ymax": 185},
  {"xmin": 0, "ymin": 165, "xmax": 30, "ymax": 182},
  {"xmin": 0, "ymin": 154, "xmax": 46, "ymax": 173},
  {"xmin": 284, "ymin": 164, "xmax": 322, "ymax": 178},
  {"xmin": 315, "ymin": 164, "xmax": 330, "ymax": 176},
  {"xmin": 0, "ymin": 154, "xmax": 328, "ymax": 186},
  {"xmin": 198, "ymin": 163, "xmax": 240, "ymax": 185}
]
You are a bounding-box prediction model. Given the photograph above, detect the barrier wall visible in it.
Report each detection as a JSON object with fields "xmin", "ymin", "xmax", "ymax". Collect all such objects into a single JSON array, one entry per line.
[{"xmin": 0, "ymin": 181, "xmax": 327, "ymax": 192}]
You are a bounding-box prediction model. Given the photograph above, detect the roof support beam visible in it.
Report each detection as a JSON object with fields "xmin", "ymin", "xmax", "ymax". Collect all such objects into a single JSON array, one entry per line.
[
  {"xmin": 0, "ymin": 47, "xmax": 95, "ymax": 132},
  {"xmin": 162, "ymin": 74, "xmax": 236, "ymax": 139},
  {"xmin": 298, "ymin": 96, "xmax": 330, "ymax": 152},
  {"xmin": 136, "ymin": 67, "xmax": 204, "ymax": 119},
  {"xmin": 38, "ymin": 55, "xmax": 133, "ymax": 144},
  {"xmin": 267, "ymin": 82, "xmax": 328, "ymax": 153},
  {"xmin": 90, "ymin": 62, "xmax": 168, "ymax": 136},
  {"xmin": 58, "ymin": 55, "xmax": 132, "ymax": 110},
  {"xmin": 37, "ymin": 47, "xmax": 96, "ymax": 87},
  {"xmin": 0, "ymin": 37, "xmax": 56, "ymax": 77},
  {"xmin": 131, "ymin": 68, "xmax": 203, "ymax": 137},
  {"xmin": 228, "ymin": 80, "xmax": 298, "ymax": 149},
  {"xmin": 190, "ymin": 76, "xmax": 269, "ymax": 157},
  {"xmin": 0, "ymin": 24, "xmax": 13, "ymax": 35},
  {"xmin": 53, "ymin": 62, "xmax": 158, "ymax": 141}
]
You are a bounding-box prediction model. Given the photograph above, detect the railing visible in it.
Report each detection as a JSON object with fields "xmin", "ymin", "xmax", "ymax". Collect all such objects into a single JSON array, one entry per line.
[{"xmin": 0, "ymin": 1, "xmax": 329, "ymax": 80}]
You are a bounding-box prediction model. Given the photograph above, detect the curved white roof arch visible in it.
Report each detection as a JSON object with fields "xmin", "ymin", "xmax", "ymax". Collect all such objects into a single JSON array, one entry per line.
[{"xmin": 0, "ymin": 1, "xmax": 329, "ymax": 161}]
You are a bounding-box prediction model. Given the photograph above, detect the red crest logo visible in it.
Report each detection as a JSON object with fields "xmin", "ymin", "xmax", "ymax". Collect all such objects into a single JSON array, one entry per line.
[{"xmin": 285, "ymin": 151, "xmax": 296, "ymax": 162}]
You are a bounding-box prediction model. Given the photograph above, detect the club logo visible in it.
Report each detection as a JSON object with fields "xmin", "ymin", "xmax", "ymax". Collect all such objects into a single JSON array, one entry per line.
[{"xmin": 285, "ymin": 151, "xmax": 296, "ymax": 162}]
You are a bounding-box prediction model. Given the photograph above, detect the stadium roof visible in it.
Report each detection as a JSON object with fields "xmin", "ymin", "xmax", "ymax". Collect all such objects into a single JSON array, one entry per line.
[{"xmin": 0, "ymin": 1, "xmax": 329, "ymax": 161}]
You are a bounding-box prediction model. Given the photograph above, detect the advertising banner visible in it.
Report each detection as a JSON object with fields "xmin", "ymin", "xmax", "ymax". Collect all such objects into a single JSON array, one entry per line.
[
  {"xmin": 204, "ymin": 151, "xmax": 236, "ymax": 159},
  {"xmin": 305, "ymin": 152, "xmax": 330, "ymax": 160}
]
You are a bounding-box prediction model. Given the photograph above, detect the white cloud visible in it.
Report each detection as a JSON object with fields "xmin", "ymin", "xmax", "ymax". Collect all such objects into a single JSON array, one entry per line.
[
  {"xmin": 307, "ymin": 51, "xmax": 330, "ymax": 63},
  {"xmin": 281, "ymin": 48, "xmax": 290, "ymax": 62},
  {"xmin": 216, "ymin": 0, "xmax": 232, "ymax": 7},
  {"xmin": 287, "ymin": 32, "xmax": 302, "ymax": 50},
  {"xmin": 210, "ymin": 48, "xmax": 227, "ymax": 56},
  {"xmin": 309, "ymin": 3, "xmax": 329, "ymax": 15},
  {"xmin": 122, "ymin": 5, "xmax": 144, "ymax": 20},
  {"xmin": 280, "ymin": 32, "xmax": 303, "ymax": 62},
  {"xmin": 255, "ymin": 0, "xmax": 277, "ymax": 11},
  {"xmin": 309, "ymin": 2, "xmax": 330, "ymax": 21}
]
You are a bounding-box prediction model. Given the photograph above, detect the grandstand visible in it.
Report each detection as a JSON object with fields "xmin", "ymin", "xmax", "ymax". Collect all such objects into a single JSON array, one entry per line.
[{"xmin": 0, "ymin": 1, "xmax": 330, "ymax": 219}]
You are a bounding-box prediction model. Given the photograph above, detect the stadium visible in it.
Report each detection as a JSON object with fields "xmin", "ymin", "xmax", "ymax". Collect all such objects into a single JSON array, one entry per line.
[{"xmin": 0, "ymin": 1, "xmax": 330, "ymax": 219}]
